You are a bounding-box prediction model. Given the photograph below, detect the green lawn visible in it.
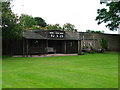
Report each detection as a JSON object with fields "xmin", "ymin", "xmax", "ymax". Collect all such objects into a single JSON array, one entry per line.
[{"xmin": 2, "ymin": 52, "xmax": 118, "ymax": 88}]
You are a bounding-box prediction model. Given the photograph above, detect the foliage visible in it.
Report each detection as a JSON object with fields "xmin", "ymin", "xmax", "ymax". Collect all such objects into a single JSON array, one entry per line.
[
  {"xmin": 34, "ymin": 17, "xmax": 47, "ymax": 27},
  {"xmin": 45, "ymin": 24, "xmax": 63, "ymax": 30},
  {"xmin": 0, "ymin": 3, "xmax": 2, "ymax": 25},
  {"xmin": 29, "ymin": 25, "xmax": 45, "ymax": 30},
  {"xmin": 45, "ymin": 23, "xmax": 78, "ymax": 32},
  {"xmin": 2, "ymin": 2, "xmax": 23, "ymax": 39},
  {"xmin": 29, "ymin": 23, "xmax": 77, "ymax": 32},
  {"xmin": 29, "ymin": 25, "xmax": 41, "ymax": 30},
  {"xmin": 3, "ymin": 53, "xmax": 118, "ymax": 88},
  {"xmin": 95, "ymin": 1, "xmax": 120, "ymax": 31},
  {"xmin": 101, "ymin": 38, "xmax": 107, "ymax": 49},
  {"xmin": 63, "ymin": 23, "xmax": 77, "ymax": 32},
  {"xmin": 86, "ymin": 30, "xmax": 104, "ymax": 33},
  {"xmin": 20, "ymin": 14, "xmax": 36, "ymax": 29}
]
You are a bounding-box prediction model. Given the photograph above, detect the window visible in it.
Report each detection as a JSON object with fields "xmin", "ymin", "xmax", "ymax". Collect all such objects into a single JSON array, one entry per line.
[
  {"xmin": 56, "ymin": 35, "xmax": 58, "ymax": 37},
  {"xmin": 51, "ymin": 35, "xmax": 53, "ymax": 37},
  {"xmin": 56, "ymin": 32, "xmax": 59, "ymax": 34},
  {"xmin": 60, "ymin": 32, "xmax": 64, "ymax": 34},
  {"xmin": 49, "ymin": 31, "xmax": 64, "ymax": 38},
  {"xmin": 50, "ymin": 32, "xmax": 54, "ymax": 34},
  {"xmin": 60, "ymin": 35, "xmax": 64, "ymax": 38}
]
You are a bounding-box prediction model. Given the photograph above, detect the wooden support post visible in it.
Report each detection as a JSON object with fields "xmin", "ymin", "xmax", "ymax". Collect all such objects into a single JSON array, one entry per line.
[
  {"xmin": 26, "ymin": 39, "xmax": 29, "ymax": 57},
  {"xmin": 23, "ymin": 38, "xmax": 25, "ymax": 57},
  {"xmin": 10, "ymin": 40, "xmax": 12, "ymax": 56},
  {"xmin": 64, "ymin": 40, "xmax": 66, "ymax": 54},
  {"xmin": 78, "ymin": 40, "xmax": 81, "ymax": 55},
  {"xmin": 46, "ymin": 40, "xmax": 48, "ymax": 54}
]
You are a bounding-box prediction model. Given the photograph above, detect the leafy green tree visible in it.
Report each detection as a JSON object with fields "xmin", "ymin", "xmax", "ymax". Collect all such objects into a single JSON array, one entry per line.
[
  {"xmin": 63, "ymin": 23, "xmax": 77, "ymax": 32},
  {"xmin": 30, "ymin": 25, "xmax": 41, "ymax": 30},
  {"xmin": 0, "ymin": 2, "xmax": 2, "ymax": 28},
  {"xmin": 45, "ymin": 24, "xmax": 63, "ymax": 30},
  {"xmin": 20, "ymin": 14, "xmax": 36, "ymax": 29},
  {"xmin": 52, "ymin": 24, "xmax": 62, "ymax": 30},
  {"xmin": 2, "ymin": 2, "xmax": 23, "ymax": 39},
  {"xmin": 101, "ymin": 38, "xmax": 107, "ymax": 49},
  {"xmin": 34, "ymin": 17, "xmax": 47, "ymax": 27},
  {"xmin": 95, "ymin": 1, "xmax": 120, "ymax": 31}
]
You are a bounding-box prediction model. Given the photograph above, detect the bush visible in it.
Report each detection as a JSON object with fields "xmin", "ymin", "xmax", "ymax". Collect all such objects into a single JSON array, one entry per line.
[{"xmin": 101, "ymin": 38, "xmax": 107, "ymax": 50}]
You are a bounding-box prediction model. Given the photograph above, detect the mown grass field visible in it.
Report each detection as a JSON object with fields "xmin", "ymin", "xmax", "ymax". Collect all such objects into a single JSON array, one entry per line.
[{"xmin": 2, "ymin": 52, "xmax": 118, "ymax": 88}]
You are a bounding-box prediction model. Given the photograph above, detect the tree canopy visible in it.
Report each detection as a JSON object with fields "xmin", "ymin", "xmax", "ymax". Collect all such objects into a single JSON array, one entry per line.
[
  {"xmin": 63, "ymin": 23, "xmax": 77, "ymax": 32},
  {"xmin": 95, "ymin": 1, "xmax": 120, "ymax": 31},
  {"xmin": 45, "ymin": 24, "xmax": 63, "ymax": 30},
  {"xmin": 20, "ymin": 14, "xmax": 36, "ymax": 29},
  {"xmin": 2, "ymin": 2, "xmax": 23, "ymax": 39},
  {"xmin": 29, "ymin": 23, "xmax": 78, "ymax": 32},
  {"xmin": 34, "ymin": 17, "xmax": 47, "ymax": 27}
]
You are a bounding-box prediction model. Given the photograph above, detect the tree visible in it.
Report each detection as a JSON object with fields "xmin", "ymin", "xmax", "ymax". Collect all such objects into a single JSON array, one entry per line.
[
  {"xmin": 52, "ymin": 24, "xmax": 62, "ymax": 30},
  {"xmin": 2, "ymin": 2, "xmax": 23, "ymax": 39},
  {"xmin": 20, "ymin": 14, "xmax": 36, "ymax": 29},
  {"xmin": 43, "ymin": 23, "xmax": 77, "ymax": 32},
  {"xmin": 101, "ymin": 38, "xmax": 107, "ymax": 50},
  {"xmin": 46, "ymin": 24, "xmax": 63, "ymax": 30},
  {"xmin": 34, "ymin": 17, "xmax": 47, "ymax": 27},
  {"xmin": 95, "ymin": 1, "xmax": 120, "ymax": 31},
  {"xmin": 63, "ymin": 23, "xmax": 77, "ymax": 32},
  {"xmin": 0, "ymin": 2, "xmax": 2, "ymax": 29}
]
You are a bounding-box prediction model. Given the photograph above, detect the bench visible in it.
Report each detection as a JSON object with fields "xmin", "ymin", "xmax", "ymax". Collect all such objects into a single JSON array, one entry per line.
[{"xmin": 45, "ymin": 47, "xmax": 56, "ymax": 53}]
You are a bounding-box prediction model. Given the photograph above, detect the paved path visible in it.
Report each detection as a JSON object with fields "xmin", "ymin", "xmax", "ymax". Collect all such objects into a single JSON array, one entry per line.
[{"xmin": 13, "ymin": 54, "xmax": 78, "ymax": 57}]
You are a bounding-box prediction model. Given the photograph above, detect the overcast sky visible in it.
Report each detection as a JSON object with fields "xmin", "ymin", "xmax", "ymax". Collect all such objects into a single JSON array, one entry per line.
[{"xmin": 11, "ymin": 0, "xmax": 118, "ymax": 34}]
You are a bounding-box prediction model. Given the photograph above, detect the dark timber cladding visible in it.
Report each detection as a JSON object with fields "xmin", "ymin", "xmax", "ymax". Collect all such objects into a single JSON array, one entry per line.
[
  {"xmin": 2, "ymin": 30, "xmax": 120, "ymax": 56},
  {"xmin": 22, "ymin": 30, "xmax": 81, "ymax": 56}
]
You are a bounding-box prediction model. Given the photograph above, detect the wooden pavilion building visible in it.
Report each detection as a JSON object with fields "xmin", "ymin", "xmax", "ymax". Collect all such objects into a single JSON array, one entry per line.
[{"xmin": 3, "ymin": 30, "xmax": 82, "ymax": 56}]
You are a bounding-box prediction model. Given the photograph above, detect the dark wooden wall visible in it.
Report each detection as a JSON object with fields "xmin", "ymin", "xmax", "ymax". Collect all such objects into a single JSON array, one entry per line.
[
  {"xmin": 2, "ymin": 39, "xmax": 79, "ymax": 55},
  {"xmin": 28, "ymin": 39, "xmax": 46, "ymax": 54},
  {"xmin": 2, "ymin": 39, "xmax": 23, "ymax": 55},
  {"xmin": 66, "ymin": 40, "xmax": 78, "ymax": 54},
  {"xmin": 48, "ymin": 40, "xmax": 64, "ymax": 53}
]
